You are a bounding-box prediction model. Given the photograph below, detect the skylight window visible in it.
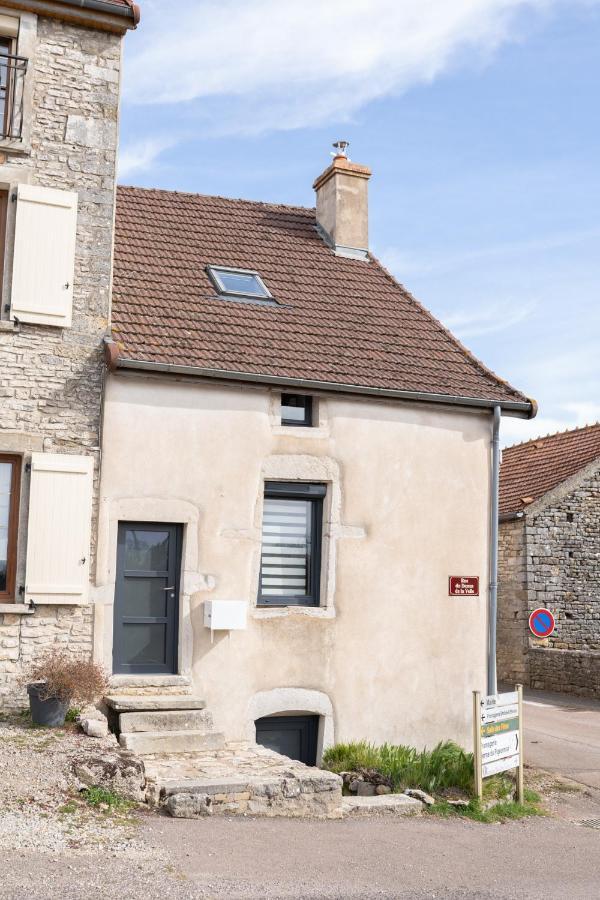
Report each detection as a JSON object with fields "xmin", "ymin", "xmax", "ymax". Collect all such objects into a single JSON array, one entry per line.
[{"xmin": 207, "ymin": 266, "xmax": 273, "ymax": 300}]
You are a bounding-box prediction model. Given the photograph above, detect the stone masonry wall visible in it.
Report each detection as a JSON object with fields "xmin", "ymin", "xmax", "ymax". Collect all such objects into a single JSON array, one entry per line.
[
  {"xmin": 528, "ymin": 466, "xmax": 600, "ymax": 654},
  {"xmin": 0, "ymin": 14, "xmax": 122, "ymax": 708},
  {"xmin": 497, "ymin": 517, "xmax": 529, "ymax": 684},
  {"xmin": 498, "ymin": 463, "xmax": 600, "ymax": 698}
]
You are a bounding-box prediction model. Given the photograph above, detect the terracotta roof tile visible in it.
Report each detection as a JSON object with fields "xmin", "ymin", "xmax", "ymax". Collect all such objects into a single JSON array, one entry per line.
[
  {"xmin": 111, "ymin": 186, "xmax": 531, "ymax": 407},
  {"xmin": 499, "ymin": 423, "xmax": 600, "ymax": 516}
]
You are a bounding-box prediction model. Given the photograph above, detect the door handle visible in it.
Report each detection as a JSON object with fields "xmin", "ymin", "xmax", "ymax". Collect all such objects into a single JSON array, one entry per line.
[{"xmin": 163, "ymin": 586, "xmax": 175, "ymax": 591}]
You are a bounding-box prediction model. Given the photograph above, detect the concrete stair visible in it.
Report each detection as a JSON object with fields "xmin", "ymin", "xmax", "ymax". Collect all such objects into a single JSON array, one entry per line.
[{"xmin": 104, "ymin": 694, "xmax": 225, "ymax": 756}]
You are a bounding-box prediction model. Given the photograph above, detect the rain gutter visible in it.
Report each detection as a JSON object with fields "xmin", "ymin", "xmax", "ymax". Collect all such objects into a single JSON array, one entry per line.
[
  {"xmin": 488, "ymin": 405, "xmax": 501, "ymax": 696},
  {"xmin": 105, "ymin": 345, "xmax": 537, "ymax": 420},
  {"xmin": 4, "ymin": 0, "xmax": 140, "ymax": 31}
]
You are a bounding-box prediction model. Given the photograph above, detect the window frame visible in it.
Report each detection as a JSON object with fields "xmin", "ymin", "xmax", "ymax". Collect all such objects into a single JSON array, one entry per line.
[
  {"xmin": 0, "ymin": 453, "xmax": 21, "ymax": 602},
  {"xmin": 281, "ymin": 393, "xmax": 314, "ymax": 428},
  {"xmin": 206, "ymin": 265, "xmax": 274, "ymax": 301},
  {"xmin": 257, "ymin": 481, "xmax": 325, "ymax": 608}
]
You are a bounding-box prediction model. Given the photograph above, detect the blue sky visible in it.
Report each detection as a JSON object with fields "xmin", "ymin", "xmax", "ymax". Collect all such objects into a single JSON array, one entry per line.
[{"xmin": 117, "ymin": 0, "xmax": 600, "ymax": 446}]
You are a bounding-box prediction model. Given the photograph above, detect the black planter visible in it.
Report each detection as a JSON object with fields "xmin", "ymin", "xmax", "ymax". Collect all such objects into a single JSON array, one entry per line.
[{"xmin": 27, "ymin": 682, "xmax": 69, "ymax": 727}]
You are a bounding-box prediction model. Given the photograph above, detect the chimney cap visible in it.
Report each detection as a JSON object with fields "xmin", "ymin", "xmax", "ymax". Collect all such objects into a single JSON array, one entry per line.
[{"xmin": 331, "ymin": 140, "xmax": 350, "ymax": 160}]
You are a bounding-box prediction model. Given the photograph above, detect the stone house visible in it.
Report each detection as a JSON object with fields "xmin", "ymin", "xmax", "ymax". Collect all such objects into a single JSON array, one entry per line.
[
  {"xmin": 0, "ymin": 0, "xmax": 138, "ymax": 708},
  {"xmin": 0, "ymin": 1, "xmax": 538, "ymax": 762},
  {"xmin": 498, "ymin": 423, "xmax": 600, "ymax": 698},
  {"xmin": 95, "ymin": 154, "xmax": 534, "ymax": 763}
]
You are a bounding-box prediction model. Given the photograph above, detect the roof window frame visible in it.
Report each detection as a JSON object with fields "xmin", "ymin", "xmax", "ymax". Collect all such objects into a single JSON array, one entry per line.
[{"xmin": 207, "ymin": 265, "xmax": 274, "ymax": 302}]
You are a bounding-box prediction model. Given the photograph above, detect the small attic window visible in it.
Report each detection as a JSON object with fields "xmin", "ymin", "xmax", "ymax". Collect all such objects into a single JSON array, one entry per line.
[{"xmin": 207, "ymin": 265, "xmax": 273, "ymax": 300}]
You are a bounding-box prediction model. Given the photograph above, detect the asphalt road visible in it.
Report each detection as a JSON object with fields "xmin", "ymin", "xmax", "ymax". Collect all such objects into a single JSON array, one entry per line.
[
  {"xmin": 2, "ymin": 812, "xmax": 600, "ymax": 900},
  {"xmin": 523, "ymin": 688, "xmax": 600, "ymax": 790}
]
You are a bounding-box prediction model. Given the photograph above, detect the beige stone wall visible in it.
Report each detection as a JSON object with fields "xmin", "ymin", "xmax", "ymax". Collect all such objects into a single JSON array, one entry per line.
[
  {"xmin": 97, "ymin": 373, "xmax": 493, "ymax": 752},
  {"xmin": 0, "ymin": 14, "xmax": 122, "ymax": 708},
  {"xmin": 497, "ymin": 517, "xmax": 529, "ymax": 684}
]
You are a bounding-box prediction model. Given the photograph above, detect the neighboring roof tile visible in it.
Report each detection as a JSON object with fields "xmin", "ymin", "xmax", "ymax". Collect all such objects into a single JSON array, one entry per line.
[
  {"xmin": 499, "ymin": 423, "xmax": 600, "ymax": 516},
  {"xmin": 111, "ymin": 186, "xmax": 531, "ymax": 408}
]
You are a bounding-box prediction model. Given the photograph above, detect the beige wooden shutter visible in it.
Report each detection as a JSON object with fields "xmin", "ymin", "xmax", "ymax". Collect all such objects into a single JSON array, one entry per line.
[
  {"xmin": 25, "ymin": 453, "xmax": 93, "ymax": 605},
  {"xmin": 11, "ymin": 184, "xmax": 78, "ymax": 327}
]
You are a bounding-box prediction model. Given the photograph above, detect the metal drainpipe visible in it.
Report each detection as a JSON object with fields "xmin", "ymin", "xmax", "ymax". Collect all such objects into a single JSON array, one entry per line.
[{"xmin": 488, "ymin": 405, "xmax": 502, "ymax": 696}]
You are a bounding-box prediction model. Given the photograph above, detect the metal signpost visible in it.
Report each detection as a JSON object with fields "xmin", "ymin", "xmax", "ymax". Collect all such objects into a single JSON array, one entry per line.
[{"xmin": 472, "ymin": 684, "xmax": 524, "ymax": 802}]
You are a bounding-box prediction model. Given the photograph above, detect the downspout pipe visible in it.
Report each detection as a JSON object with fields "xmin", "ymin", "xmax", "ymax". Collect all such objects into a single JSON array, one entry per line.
[{"xmin": 488, "ymin": 404, "xmax": 502, "ymax": 696}]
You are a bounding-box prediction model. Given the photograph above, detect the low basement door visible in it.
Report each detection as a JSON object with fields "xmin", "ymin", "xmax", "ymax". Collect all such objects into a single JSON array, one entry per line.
[
  {"xmin": 113, "ymin": 522, "xmax": 182, "ymax": 675},
  {"xmin": 255, "ymin": 715, "xmax": 319, "ymax": 766}
]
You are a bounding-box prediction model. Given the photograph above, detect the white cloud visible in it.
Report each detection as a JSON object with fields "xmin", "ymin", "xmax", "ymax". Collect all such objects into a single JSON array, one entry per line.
[
  {"xmin": 441, "ymin": 298, "xmax": 536, "ymax": 339},
  {"xmin": 379, "ymin": 228, "xmax": 600, "ymax": 279},
  {"xmin": 118, "ymin": 137, "xmax": 174, "ymax": 179},
  {"xmin": 123, "ymin": 0, "xmax": 588, "ymax": 135},
  {"xmin": 501, "ymin": 402, "xmax": 600, "ymax": 447}
]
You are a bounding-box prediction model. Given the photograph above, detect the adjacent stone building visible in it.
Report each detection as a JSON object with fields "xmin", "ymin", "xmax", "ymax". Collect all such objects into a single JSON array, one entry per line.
[
  {"xmin": 0, "ymin": 0, "xmax": 138, "ymax": 708},
  {"xmin": 498, "ymin": 423, "xmax": 600, "ymax": 697}
]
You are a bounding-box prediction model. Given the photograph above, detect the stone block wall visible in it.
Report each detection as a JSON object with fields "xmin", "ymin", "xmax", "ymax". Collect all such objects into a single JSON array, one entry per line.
[
  {"xmin": 498, "ymin": 463, "xmax": 600, "ymax": 697},
  {"xmin": 1, "ymin": 607, "xmax": 94, "ymax": 709},
  {"xmin": 497, "ymin": 516, "xmax": 529, "ymax": 684},
  {"xmin": 0, "ymin": 14, "xmax": 123, "ymax": 708},
  {"xmin": 529, "ymin": 647, "xmax": 600, "ymax": 698},
  {"xmin": 528, "ymin": 466, "xmax": 600, "ymax": 653}
]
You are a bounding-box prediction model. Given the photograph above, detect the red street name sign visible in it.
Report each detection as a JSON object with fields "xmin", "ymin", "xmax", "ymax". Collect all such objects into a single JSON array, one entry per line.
[{"xmin": 449, "ymin": 576, "xmax": 479, "ymax": 596}]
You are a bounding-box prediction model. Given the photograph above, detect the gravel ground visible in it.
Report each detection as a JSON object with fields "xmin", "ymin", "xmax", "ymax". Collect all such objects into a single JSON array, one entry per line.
[{"xmin": 0, "ymin": 716, "xmax": 157, "ymax": 858}]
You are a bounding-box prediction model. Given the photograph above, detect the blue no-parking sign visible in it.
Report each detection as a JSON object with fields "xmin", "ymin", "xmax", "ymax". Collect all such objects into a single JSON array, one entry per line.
[{"xmin": 529, "ymin": 607, "xmax": 555, "ymax": 638}]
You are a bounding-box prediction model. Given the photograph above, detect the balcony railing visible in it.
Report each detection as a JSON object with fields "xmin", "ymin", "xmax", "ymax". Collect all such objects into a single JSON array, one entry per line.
[{"xmin": 0, "ymin": 53, "xmax": 27, "ymax": 141}]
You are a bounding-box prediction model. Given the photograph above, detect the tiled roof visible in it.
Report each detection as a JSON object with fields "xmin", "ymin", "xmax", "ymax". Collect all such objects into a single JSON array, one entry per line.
[
  {"xmin": 499, "ymin": 423, "xmax": 600, "ymax": 516},
  {"xmin": 111, "ymin": 186, "xmax": 532, "ymax": 409}
]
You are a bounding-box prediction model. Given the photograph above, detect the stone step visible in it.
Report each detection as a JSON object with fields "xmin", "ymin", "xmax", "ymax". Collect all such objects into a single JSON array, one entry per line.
[
  {"xmin": 119, "ymin": 729, "xmax": 225, "ymax": 755},
  {"xmin": 105, "ymin": 695, "xmax": 206, "ymax": 713},
  {"xmin": 119, "ymin": 709, "xmax": 213, "ymax": 733}
]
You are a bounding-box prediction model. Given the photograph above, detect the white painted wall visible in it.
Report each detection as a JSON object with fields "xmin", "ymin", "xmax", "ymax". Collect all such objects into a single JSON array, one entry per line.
[{"xmin": 97, "ymin": 372, "xmax": 491, "ymax": 752}]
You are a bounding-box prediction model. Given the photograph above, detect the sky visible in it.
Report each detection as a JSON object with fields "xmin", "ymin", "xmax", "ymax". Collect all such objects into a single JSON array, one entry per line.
[{"xmin": 117, "ymin": 0, "xmax": 600, "ymax": 447}]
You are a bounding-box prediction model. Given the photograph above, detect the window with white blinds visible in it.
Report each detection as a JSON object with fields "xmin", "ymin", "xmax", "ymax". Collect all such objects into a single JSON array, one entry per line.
[{"xmin": 258, "ymin": 482, "xmax": 325, "ymax": 607}]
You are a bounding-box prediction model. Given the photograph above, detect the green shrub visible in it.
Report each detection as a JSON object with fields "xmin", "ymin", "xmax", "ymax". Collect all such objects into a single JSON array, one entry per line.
[{"xmin": 323, "ymin": 739, "xmax": 474, "ymax": 794}]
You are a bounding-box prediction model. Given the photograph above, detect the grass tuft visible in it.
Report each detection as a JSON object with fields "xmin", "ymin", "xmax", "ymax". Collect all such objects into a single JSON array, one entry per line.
[
  {"xmin": 81, "ymin": 786, "xmax": 134, "ymax": 812},
  {"xmin": 323, "ymin": 739, "xmax": 474, "ymax": 794},
  {"xmin": 427, "ymin": 797, "xmax": 544, "ymax": 823}
]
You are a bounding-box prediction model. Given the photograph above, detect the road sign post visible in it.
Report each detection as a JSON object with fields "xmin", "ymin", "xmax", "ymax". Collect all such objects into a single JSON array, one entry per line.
[
  {"xmin": 516, "ymin": 683, "xmax": 524, "ymax": 804},
  {"xmin": 472, "ymin": 690, "xmax": 483, "ymax": 800},
  {"xmin": 473, "ymin": 684, "xmax": 524, "ymax": 802}
]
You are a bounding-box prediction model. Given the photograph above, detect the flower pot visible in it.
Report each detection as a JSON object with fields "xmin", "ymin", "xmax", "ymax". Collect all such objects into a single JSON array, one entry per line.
[{"xmin": 27, "ymin": 682, "xmax": 69, "ymax": 727}]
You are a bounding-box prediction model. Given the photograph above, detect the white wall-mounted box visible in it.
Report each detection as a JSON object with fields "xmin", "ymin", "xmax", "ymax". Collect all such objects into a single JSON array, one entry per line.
[{"xmin": 204, "ymin": 600, "xmax": 247, "ymax": 631}]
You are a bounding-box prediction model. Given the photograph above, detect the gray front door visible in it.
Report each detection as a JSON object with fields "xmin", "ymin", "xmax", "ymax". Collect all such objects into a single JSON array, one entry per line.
[{"xmin": 113, "ymin": 522, "xmax": 181, "ymax": 675}]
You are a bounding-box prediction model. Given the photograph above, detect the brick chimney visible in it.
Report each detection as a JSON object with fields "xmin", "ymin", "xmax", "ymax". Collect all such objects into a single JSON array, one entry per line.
[{"xmin": 313, "ymin": 141, "xmax": 372, "ymax": 260}]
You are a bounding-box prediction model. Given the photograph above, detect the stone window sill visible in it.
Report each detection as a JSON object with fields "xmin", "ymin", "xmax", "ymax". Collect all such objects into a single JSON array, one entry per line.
[
  {"xmin": 271, "ymin": 426, "xmax": 329, "ymax": 439},
  {"xmin": 0, "ymin": 603, "xmax": 34, "ymax": 615},
  {"xmin": 0, "ymin": 139, "xmax": 31, "ymax": 157},
  {"xmin": 252, "ymin": 605, "xmax": 335, "ymax": 621}
]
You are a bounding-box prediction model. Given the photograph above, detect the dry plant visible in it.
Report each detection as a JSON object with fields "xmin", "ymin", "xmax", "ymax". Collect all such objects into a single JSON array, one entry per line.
[{"xmin": 21, "ymin": 649, "xmax": 108, "ymax": 704}]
